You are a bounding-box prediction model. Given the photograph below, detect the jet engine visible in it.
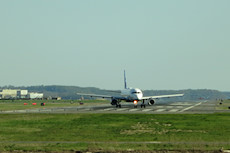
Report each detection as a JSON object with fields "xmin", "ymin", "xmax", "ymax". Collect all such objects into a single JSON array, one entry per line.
[
  {"xmin": 111, "ymin": 99, "xmax": 118, "ymax": 105},
  {"xmin": 148, "ymin": 99, "xmax": 155, "ymax": 105}
]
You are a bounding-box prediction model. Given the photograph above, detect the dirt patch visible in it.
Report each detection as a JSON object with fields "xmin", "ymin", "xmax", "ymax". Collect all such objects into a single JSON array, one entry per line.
[
  {"xmin": 120, "ymin": 122, "xmax": 155, "ymax": 135},
  {"xmin": 120, "ymin": 122, "xmax": 206, "ymax": 135}
]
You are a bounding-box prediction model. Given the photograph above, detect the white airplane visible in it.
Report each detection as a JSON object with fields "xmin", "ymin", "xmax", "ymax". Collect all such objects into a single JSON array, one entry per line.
[{"xmin": 77, "ymin": 71, "xmax": 184, "ymax": 108}]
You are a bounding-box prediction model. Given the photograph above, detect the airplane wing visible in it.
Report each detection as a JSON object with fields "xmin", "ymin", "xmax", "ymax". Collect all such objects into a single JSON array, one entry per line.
[
  {"xmin": 77, "ymin": 93, "xmax": 128, "ymax": 101},
  {"xmin": 76, "ymin": 93, "xmax": 112, "ymax": 98},
  {"xmin": 142, "ymin": 94, "xmax": 184, "ymax": 100}
]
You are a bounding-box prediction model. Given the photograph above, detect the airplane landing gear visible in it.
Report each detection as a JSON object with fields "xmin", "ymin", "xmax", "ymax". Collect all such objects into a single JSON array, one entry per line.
[
  {"xmin": 116, "ymin": 104, "xmax": 121, "ymax": 108},
  {"xmin": 141, "ymin": 100, "xmax": 146, "ymax": 108},
  {"xmin": 141, "ymin": 104, "xmax": 146, "ymax": 108}
]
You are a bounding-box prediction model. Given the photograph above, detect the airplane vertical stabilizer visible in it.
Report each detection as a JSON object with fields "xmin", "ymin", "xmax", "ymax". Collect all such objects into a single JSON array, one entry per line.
[{"xmin": 124, "ymin": 70, "xmax": 127, "ymax": 89}]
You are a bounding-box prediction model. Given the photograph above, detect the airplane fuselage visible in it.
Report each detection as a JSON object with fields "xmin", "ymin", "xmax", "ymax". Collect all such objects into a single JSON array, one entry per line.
[{"xmin": 121, "ymin": 88, "xmax": 143, "ymax": 101}]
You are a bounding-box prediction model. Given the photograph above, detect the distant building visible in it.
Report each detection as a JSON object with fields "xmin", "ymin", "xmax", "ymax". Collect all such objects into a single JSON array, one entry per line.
[
  {"xmin": 0, "ymin": 89, "xmax": 22, "ymax": 99},
  {"xmin": 27, "ymin": 92, "xmax": 44, "ymax": 99},
  {"xmin": 0, "ymin": 89, "xmax": 16, "ymax": 99},
  {"xmin": 17, "ymin": 90, "xmax": 28, "ymax": 98},
  {"xmin": 0, "ymin": 89, "xmax": 44, "ymax": 99}
]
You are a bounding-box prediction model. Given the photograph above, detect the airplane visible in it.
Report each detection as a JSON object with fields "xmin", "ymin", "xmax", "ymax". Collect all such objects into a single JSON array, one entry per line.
[{"xmin": 77, "ymin": 70, "xmax": 184, "ymax": 108}]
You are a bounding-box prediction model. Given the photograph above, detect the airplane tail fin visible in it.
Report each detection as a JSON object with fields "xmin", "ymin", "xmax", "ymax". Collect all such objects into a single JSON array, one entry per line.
[{"xmin": 124, "ymin": 70, "xmax": 127, "ymax": 89}]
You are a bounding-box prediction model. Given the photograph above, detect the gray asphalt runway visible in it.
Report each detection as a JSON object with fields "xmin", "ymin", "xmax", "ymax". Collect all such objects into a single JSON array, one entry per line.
[{"xmin": 0, "ymin": 100, "xmax": 221, "ymax": 114}]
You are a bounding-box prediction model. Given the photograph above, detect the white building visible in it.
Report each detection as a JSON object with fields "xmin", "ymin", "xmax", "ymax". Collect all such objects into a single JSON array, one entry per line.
[
  {"xmin": 0, "ymin": 89, "xmax": 43, "ymax": 99},
  {"xmin": 17, "ymin": 90, "xmax": 28, "ymax": 98},
  {"xmin": 27, "ymin": 92, "xmax": 44, "ymax": 99},
  {"xmin": 0, "ymin": 89, "xmax": 18, "ymax": 99}
]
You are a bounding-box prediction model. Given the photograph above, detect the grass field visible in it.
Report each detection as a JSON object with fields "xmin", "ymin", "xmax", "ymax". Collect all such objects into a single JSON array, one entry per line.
[
  {"xmin": 0, "ymin": 99, "xmax": 108, "ymax": 111},
  {"xmin": 0, "ymin": 113, "xmax": 230, "ymax": 152}
]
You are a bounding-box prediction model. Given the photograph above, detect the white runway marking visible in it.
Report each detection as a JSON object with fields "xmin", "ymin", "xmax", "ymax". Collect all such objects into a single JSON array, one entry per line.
[
  {"xmin": 155, "ymin": 109, "xmax": 166, "ymax": 112},
  {"xmin": 116, "ymin": 108, "xmax": 128, "ymax": 111},
  {"xmin": 170, "ymin": 102, "xmax": 192, "ymax": 106},
  {"xmin": 142, "ymin": 109, "xmax": 153, "ymax": 112},
  {"xmin": 155, "ymin": 106, "xmax": 164, "ymax": 109},
  {"xmin": 179, "ymin": 102, "xmax": 202, "ymax": 112},
  {"xmin": 129, "ymin": 109, "xmax": 139, "ymax": 112},
  {"xmin": 103, "ymin": 108, "xmax": 114, "ymax": 111},
  {"xmin": 169, "ymin": 109, "xmax": 179, "ymax": 112}
]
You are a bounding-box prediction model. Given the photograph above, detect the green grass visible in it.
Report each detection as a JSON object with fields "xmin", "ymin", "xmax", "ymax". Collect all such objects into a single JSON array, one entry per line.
[
  {"xmin": 0, "ymin": 99, "xmax": 108, "ymax": 111},
  {"xmin": 0, "ymin": 113, "xmax": 230, "ymax": 152}
]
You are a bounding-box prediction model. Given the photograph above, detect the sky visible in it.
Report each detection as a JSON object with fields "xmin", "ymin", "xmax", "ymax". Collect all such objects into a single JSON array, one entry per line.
[{"xmin": 0, "ymin": 0, "xmax": 230, "ymax": 91}]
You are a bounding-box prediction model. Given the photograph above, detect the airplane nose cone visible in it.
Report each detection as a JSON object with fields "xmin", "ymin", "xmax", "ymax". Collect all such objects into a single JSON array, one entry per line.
[
  {"xmin": 134, "ymin": 94, "xmax": 142, "ymax": 100},
  {"xmin": 138, "ymin": 93, "xmax": 143, "ymax": 100},
  {"xmin": 137, "ymin": 95, "xmax": 142, "ymax": 100}
]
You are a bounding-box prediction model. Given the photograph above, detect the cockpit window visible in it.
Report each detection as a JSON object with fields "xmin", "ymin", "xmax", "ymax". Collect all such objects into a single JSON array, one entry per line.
[{"xmin": 132, "ymin": 92, "xmax": 141, "ymax": 94}]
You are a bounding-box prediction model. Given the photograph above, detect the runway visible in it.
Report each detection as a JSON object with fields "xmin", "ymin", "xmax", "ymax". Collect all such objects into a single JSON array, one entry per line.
[{"xmin": 0, "ymin": 100, "xmax": 219, "ymax": 114}]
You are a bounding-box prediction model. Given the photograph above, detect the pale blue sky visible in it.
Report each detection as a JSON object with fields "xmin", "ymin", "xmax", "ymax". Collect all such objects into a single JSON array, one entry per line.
[{"xmin": 0, "ymin": 0, "xmax": 230, "ymax": 91}]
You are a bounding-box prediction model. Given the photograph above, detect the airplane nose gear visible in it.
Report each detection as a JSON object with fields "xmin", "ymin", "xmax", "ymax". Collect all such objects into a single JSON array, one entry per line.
[{"xmin": 116, "ymin": 104, "xmax": 121, "ymax": 108}]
